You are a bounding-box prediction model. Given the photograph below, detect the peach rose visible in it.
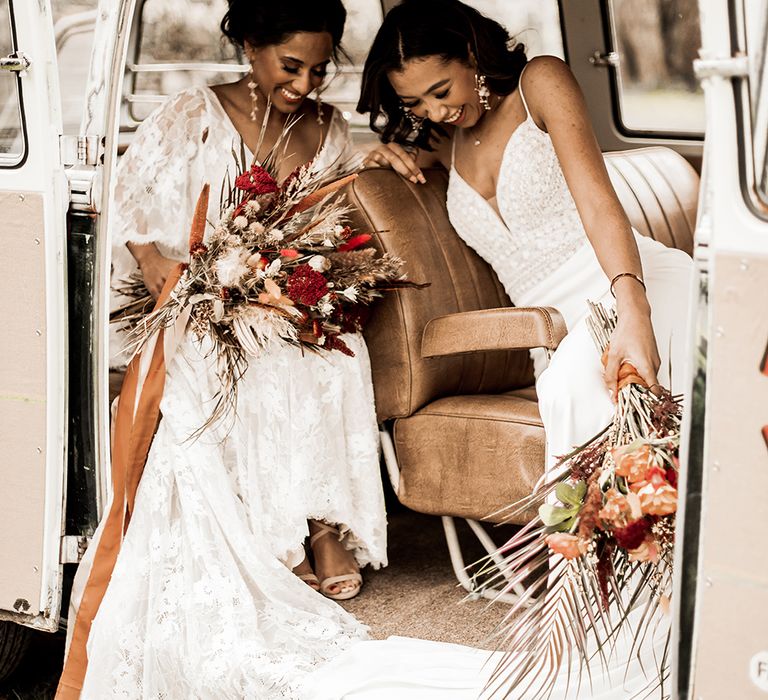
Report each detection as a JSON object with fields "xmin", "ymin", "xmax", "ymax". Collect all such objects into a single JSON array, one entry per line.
[
  {"xmin": 636, "ymin": 466, "xmax": 678, "ymax": 516},
  {"xmin": 613, "ymin": 443, "xmax": 653, "ymax": 483},
  {"xmin": 545, "ymin": 533, "xmax": 588, "ymax": 560},
  {"xmin": 598, "ymin": 488, "xmax": 632, "ymax": 528},
  {"xmin": 628, "ymin": 535, "xmax": 660, "ymax": 564}
]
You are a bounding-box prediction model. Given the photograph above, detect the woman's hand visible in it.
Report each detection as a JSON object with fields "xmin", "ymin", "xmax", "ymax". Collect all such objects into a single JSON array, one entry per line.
[
  {"xmin": 127, "ymin": 242, "xmax": 179, "ymax": 300},
  {"xmin": 603, "ymin": 305, "xmax": 661, "ymax": 402},
  {"xmin": 362, "ymin": 143, "xmax": 426, "ymax": 184}
]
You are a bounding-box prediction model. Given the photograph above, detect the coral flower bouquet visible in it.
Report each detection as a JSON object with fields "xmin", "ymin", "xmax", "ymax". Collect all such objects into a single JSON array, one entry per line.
[
  {"xmin": 114, "ymin": 135, "xmax": 417, "ymax": 426},
  {"xmin": 482, "ymin": 301, "xmax": 682, "ymax": 699}
]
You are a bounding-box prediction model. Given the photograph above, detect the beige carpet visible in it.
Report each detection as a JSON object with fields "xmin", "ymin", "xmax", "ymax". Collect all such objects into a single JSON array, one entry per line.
[{"xmin": 340, "ymin": 507, "xmax": 516, "ymax": 648}]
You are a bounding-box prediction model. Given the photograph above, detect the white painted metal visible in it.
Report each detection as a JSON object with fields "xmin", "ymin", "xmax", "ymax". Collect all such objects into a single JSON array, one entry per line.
[
  {"xmin": 82, "ymin": 0, "xmax": 138, "ymax": 516},
  {"xmin": 0, "ymin": 0, "xmax": 68, "ymax": 631},
  {"xmin": 378, "ymin": 428, "xmax": 401, "ymax": 495}
]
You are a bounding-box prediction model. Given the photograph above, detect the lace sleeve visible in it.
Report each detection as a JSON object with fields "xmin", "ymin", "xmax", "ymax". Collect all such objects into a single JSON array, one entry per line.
[{"xmin": 110, "ymin": 89, "xmax": 210, "ymax": 254}]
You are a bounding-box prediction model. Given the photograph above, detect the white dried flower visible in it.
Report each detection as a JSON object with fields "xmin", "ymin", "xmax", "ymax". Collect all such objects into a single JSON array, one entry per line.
[
  {"xmin": 265, "ymin": 258, "xmax": 282, "ymax": 276},
  {"xmin": 341, "ymin": 286, "xmax": 359, "ymax": 302},
  {"xmin": 323, "ymin": 239, "xmax": 334, "ymax": 248},
  {"xmin": 317, "ymin": 294, "xmax": 334, "ymax": 315},
  {"xmin": 308, "ymin": 255, "xmax": 330, "ymax": 272},
  {"xmin": 333, "ymin": 224, "xmax": 345, "ymax": 235},
  {"xmin": 215, "ymin": 248, "xmax": 248, "ymax": 287},
  {"xmin": 249, "ymin": 221, "xmax": 265, "ymax": 235},
  {"xmin": 268, "ymin": 227, "xmax": 284, "ymax": 242},
  {"xmin": 233, "ymin": 215, "xmax": 248, "ymax": 231},
  {"xmin": 244, "ymin": 199, "xmax": 261, "ymax": 215}
]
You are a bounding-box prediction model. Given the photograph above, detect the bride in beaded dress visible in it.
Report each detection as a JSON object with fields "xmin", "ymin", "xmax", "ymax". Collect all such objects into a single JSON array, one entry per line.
[
  {"xmin": 302, "ymin": 0, "xmax": 694, "ymax": 698},
  {"xmin": 57, "ymin": 2, "xmax": 388, "ymax": 698}
]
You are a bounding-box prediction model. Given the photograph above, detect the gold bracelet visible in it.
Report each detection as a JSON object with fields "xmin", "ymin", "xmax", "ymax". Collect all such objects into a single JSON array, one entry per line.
[{"xmin": 610, "ymin": 272, "xmax": 646, "ymax": 298}]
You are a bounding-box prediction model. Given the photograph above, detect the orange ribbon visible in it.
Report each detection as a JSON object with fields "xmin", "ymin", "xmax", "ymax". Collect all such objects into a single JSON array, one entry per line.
[
  {"xmin": 56, "ymin": 185, "xmax": 209, "ymax": 699},
  {"xmin": 601, "ymin": 347, "xmax": 648, "ymax": 391},
  {"xmin": 55, "ymin": 265, "xmax": 183, "ymax": 699}
]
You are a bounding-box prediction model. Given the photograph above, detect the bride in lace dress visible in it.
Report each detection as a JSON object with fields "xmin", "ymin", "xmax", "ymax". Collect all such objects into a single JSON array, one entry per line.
[
  {"xmin": 58, "ymin": 2, "xmax": 387, "ymax": 698},
  {"xmin": 300, "ymin": 0, "xmax": 692, "ymax": 697}
]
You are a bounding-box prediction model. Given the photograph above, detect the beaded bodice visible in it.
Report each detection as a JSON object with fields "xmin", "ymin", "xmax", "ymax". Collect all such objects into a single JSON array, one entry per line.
[{"xmin": 446, "ymin": 97, "xmax": 587, "ymax": 303}]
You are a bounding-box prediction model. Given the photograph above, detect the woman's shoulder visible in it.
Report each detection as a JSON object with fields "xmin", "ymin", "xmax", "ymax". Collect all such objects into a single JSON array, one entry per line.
[
  {"xmin": 518, "ymin": 56, "xmax": 582, "ymax": 120},
  {"xmin": 144, "ymin": 85, "xmax": 214, "ymax": 127}
]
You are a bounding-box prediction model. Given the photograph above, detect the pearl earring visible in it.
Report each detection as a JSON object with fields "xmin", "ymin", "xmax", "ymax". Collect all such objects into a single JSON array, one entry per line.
[
  {"xmin": 402, "ymin": 105, "xmax": 424, "ymax": 131},
  {"xmin": 474, "ymin": 73, "xmax": 491, "ymax": 111},
  {"xmin": 247, "ymin": 65, "xmax": 259, "ymax": 121},
  {"xmin": 315, "ymin": 89, "xmax": 324, "ymax": 126}
]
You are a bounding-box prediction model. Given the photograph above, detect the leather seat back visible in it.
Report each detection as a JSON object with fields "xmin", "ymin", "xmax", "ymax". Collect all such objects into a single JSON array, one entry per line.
[{"xmin": 347, "ymin": 146, "xmax": 699, "ymax": 423}]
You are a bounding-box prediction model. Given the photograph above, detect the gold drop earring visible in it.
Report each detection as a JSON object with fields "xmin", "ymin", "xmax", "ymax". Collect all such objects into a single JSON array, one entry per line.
[
  {"xmin": 315, "ymin": 88, "xmax": 324, "ymax": 126},
  {"xmin": 474, "ymin": 73, "xmax": 491, "ymax": 111},
  {"xmin": 247, "ymin": 65, "xmax": 259, "ymax": 121}
]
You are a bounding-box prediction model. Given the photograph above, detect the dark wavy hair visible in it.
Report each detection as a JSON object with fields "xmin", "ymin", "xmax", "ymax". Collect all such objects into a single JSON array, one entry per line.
[
  {"xmin": 221, "ymin": 0, "xmax": 347, "ymax": 63},
  {"xmin": 358, "ymin": 0, "xmax": 527, "ymax": 149}
]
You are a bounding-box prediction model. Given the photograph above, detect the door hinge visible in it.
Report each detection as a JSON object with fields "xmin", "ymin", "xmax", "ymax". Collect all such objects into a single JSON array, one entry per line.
[
  {"xmin": 0, "ymin": 51, "xmax": 31, "ymax": 73},
  {"xmin": 60, "ymin": 135, "xmax": 103, "ymax": 167},
  {"xmin": 694, "ymin": 55, "xmax": 749, "ymax": 80},
  {"xmin": 61, "ymin": 136, "xmax": 104, "ymax": 213},
  {"xmin": 60, "ymin": 535, "xmax": 90, "ymax": 564}
]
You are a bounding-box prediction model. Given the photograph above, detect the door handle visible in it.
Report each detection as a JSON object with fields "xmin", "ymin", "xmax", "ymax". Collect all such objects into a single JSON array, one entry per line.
[{"xmin": 0, "ymin": 51, "xmax": 31, "ymax": 73}]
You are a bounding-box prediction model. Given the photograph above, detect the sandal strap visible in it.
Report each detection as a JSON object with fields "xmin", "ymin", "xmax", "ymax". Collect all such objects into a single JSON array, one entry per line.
[
  {"xmin": 320, "ymin": 573, "xmax": 362, "ymax": 592},
  {"xmin": 298, "ymin": 573, "xmax": 320, "ymax": 584},
  {"xmin": 309, "ymin": 521, "xmax": 341, "ymax": 547}
]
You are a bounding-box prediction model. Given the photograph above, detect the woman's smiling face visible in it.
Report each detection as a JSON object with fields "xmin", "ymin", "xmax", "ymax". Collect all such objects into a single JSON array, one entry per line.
[
  {"xmin": 247, "ymin": 31, "xmax": 333, "ymax": 113},
  {"xmin": 388, "ymin": 56, "xmax": 482, "ymax": 128}
]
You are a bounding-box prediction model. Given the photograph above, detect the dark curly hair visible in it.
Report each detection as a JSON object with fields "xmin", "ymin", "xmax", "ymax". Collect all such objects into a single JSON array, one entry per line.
[
  {"xmin": 358, "ymin": 0, "xmax": 527, "ymax": 149},
  {"xmin": 221, "ymin": 0, "xmax": 347, "ymax": 63}
]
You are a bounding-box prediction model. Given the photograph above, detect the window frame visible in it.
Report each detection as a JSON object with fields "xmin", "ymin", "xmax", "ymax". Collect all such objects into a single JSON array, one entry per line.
[
  {"xmin": 0, "ymin": 0, "xmax": 29, "ymax": 169},
  {"xmin": 602, "ymin": 0, "xmax": 705, "ymax": 142},
  {"xmin": 732, "ymin": 0, "xmax": 768, "ymax": 221}
]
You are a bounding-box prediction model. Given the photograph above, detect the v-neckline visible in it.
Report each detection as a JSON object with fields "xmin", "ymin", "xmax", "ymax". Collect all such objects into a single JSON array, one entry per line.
[
  {"xmin": 204, "ymin": 85, "xmax": 337, "ymax": 166},
  {"xmin": 450, "ymin": 114, "xmax": 535, "ymax": 228}
]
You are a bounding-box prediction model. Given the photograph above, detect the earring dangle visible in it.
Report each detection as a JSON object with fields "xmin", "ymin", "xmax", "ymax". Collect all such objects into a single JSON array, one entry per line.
[
  {"xmin": 315, "ymin": 89, "xmax": 324, "ymax": 126},
  {"xmin": 402, "ymin": 105, "xmax": 424, "ymax": 131},
  {"xmin": 474, "ymin": 73, "xmax": 491, "ymax": 111},
  {"xmin": 247, "ymin": 66, "xmax": 259, "ymax": 121}
]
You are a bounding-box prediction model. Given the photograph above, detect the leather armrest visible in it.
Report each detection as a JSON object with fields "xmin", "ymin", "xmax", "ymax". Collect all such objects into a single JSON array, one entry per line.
[{"xmin": 421, "ymin": 307, "xmax": 567, "ymax": 358}]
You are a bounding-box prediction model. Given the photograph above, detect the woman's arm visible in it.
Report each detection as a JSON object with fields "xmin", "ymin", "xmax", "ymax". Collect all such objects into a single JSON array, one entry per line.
[{"xmin": 523, "ymin": 56, "xmax": 661, "ymax": 398}]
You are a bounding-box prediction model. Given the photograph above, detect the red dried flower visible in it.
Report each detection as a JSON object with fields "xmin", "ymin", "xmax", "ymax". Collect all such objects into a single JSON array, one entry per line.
[
  {"xmin": 190, "ymin": 243, "xmax": 208, "ymax": 257},
  {"xmin": 612, "ymin": 517, "xmax": 652, "ymax": 550},
  {"xmin": 338, "ymin": 234, "xmax": 372, "ymax": 252},
  {"xmin": 325, "ymin": 334, "xmax": 355, "ymax": 357},
  {"xmin": 220, "ymin": 287, "xmax": 231, "ymax": 300},
  {"xmin": 235, "ymin": 164, "xmax": 278, "ymax": 195},
  {"xmin": 665, "ymin": 465, "xmax": 678, "ymax": 489},
  {"xmin": 286, "ymin": 264, "xmax": 328, "ymax": 306}
]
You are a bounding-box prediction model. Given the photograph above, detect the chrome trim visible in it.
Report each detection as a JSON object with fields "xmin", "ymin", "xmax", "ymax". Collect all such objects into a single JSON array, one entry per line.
[
  {"xmin": 0, "ymin": 50, "xmax": 31, "ymax": 72},
  {"xmin": 694, "ymin": 55, "xmax": 749, "ymax": 79},
  {"xmin": 588, "ymin": 50, "xmax": 619, "ymax": 68}
]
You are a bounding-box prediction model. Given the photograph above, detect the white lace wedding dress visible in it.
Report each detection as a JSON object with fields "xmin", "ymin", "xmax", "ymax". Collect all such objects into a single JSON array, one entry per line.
[
  {"xmin": 304, "ymin": 72, "xmax": 692, "ymax": 698},
  {"xmin": 69, "ymin": 87, "xmax": 388, "ymax": 698}
]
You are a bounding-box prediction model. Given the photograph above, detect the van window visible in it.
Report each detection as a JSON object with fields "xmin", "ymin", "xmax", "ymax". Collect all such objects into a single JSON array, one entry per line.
[
  {"xmin": 128, "ymin": 0, "xmax": 385, "ymax": 135},
  {"xmin": 462, "ymin": 0, "xmax": 564, "ymax": 58},
  {"xmin": 607, "ymin": 0, "xmax": 705, "ymax": 136},
  {"xmin": 745, "ymin": 0, "xmax": 768, "ymax": 205},
  {"xmin": 0, "ymin": 0, "xmax": 25, "ymax": 166}
]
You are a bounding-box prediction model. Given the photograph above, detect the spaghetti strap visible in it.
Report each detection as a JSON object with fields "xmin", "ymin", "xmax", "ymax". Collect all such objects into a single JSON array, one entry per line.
[
  {"xmin": 518, "ymin": 63, "xmax": 531, "ymax": 118},
  {"xmin": 450, "ymin": 135, "xmax": 457, "ymax": 167}
]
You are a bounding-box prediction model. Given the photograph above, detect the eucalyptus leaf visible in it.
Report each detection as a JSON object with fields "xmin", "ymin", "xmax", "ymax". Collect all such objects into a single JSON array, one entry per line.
[{"xmin": 539, "ymin": 503, "xmax": 579, "ymax": 527}]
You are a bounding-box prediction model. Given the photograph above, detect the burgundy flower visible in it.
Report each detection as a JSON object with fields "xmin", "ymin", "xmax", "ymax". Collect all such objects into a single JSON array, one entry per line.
[
  {"xmin": 612, "ymin": 517, "xmax": 652, "ymax": 550},
  {"xmin": 286, "ymin": 264, "xmax": 328, "ymax": 306},
  {"xmin": 235, "ymin": 164, "xmax": 278, "ymax": 195},
  {"xmin": 325, "ymin": 334, "xmax": 355, "ymax": 357}
]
